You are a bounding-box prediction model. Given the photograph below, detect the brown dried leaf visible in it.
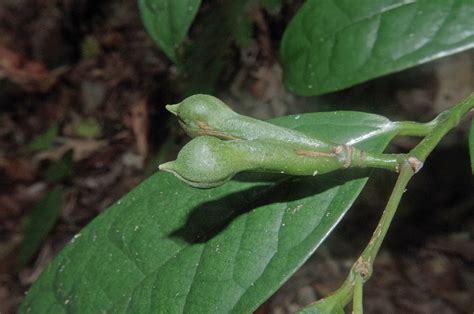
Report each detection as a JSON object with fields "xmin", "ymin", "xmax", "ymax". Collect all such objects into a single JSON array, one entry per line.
[
  {"xmin": 35, "ymin": 139, "xmax": 108, "ymax": 162},
  {"xmin": 0, "ymin": 157, "xmax": 37, "ymax": 182},
  {"xmin": 128, "ymin": 98, "xmax": 149, "ymax": 158},
  {"xmin": 0, "ymin": 46, "xmax": 68, "ymax": 92}
]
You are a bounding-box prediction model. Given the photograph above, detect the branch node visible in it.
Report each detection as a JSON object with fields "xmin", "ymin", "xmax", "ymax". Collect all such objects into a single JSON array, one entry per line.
[
  {"xmin": 333, "ymin": 144, "xmax": 353, "ymax": 168},
  {"xmin": 407, "ymin": 157, "xmax": 423, "ymax": 173},
  {"xmin": 354, "ymin": 257, "xmax": 372, "ymax": 281}
]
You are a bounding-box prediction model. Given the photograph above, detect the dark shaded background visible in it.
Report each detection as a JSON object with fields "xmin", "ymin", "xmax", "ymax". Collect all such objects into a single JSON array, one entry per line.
[{"xmin": 0, "ymin": 0, "xmax": 473, "ymax": 313}]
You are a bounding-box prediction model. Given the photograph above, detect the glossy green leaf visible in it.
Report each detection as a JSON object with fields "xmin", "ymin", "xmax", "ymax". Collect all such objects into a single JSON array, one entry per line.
[
  {"xmin": 139, "ymin": 0, "xmax": 202, "ymax": 62},
  {"xmin": 469, "ymin": 117, "xmax": 474, "ymax": 174},
  {"xmin": 19, "ymin": 186, "xmax": 64, "ymax": 266},
  {"xmin": 281, "ymin": 0, "xmax": 474, "ymax": 96},
  {"xmin": 20, "ymin": 112, "xmax": 398, "ymax": 313}
]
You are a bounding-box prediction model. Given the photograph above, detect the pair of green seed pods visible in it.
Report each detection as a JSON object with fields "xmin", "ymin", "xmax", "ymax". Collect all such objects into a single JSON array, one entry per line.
[{"xmin": 159, "ymin": 95, "xmax": 400, "ymax": 188}]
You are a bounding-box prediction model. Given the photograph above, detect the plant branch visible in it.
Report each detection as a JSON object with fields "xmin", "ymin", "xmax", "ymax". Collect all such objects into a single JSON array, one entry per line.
[
  {"xmin": 411, "ymin": 93, "xmax": 474, "ymax": 161},
  {"xmin": 359, "ymin": 162, "xmax": 413, "ymax": 264},
  {"xmin": 353, "ymin": 273, "xmax": 364, "ymax": 314},
  {"xmin": 392, "ymin": 120, "xmax": 436, "ymax": 136},
  {"xmin": 357, "ymin": 93, "xmax": 474, "ymax": 262},
  {"xmin": 299, "ymin": 92, "xmax": 474, "ymax": 313}
]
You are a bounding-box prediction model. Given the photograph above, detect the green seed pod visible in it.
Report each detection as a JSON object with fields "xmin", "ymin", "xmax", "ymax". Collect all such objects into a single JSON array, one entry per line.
[
  {"xmin": 159, "ymin": 136, "xmax": 240, "ymax": 188},
  {"xmin": 166, "ymin": 94, "xmax": 333, "ymax": 152},
  {"xmin": 162, "ymin": 95, "xmax": 405, "ymax": 188},
  {"xmin": 159, "ymin": 136, "xmax": 346, "ymax": 188}
]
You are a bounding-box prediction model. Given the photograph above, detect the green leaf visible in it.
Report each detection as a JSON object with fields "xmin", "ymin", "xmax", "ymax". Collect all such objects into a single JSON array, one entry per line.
[
  {"xmin": 74, "ymin": 117, "xmax": 102, "ymax": 138},
  {"xmin": 19, "ymin": 186, "xmax": 64, "ymax": 266},
  {"xmin": 45, "ymin": 150, "xmax": 74, "ymax": 183},
  {"xmin": 281, "ymin": 0, "xmax": 474, "ymax": 96},
  {"xmin": 139, "ymin": 0, "xmax": 202, "ymax": 62},
  {"xmin": 179, "ymin": 0, "xmax": 253, "ymax": 94},
  {"xmin": 469, "ymin": 117, "xmax": 474, "ymax": 174},
  {"xmin": 28, "ymin": 124, "xmax": 58, "ymax": 151},
  {"xmin": 20, "ymin": 112, "xmax": 397, "ymax": 313}
]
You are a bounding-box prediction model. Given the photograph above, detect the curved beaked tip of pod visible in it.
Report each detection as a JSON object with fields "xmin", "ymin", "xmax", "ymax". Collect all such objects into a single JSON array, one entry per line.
[
  {"xmin": 159, "ymin": 161, "xmax": 194, "ymax": 186},
  {"xmin": 158, "ymin": 160, "xmax": 228, "ymax": 189},
  {"xmin": 165, "ymin": 104, "xmax": 179, "ymax": 116},
  {"xmin": 158, "ymin": 161, "xmax": 174, "ymax": 172}
]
